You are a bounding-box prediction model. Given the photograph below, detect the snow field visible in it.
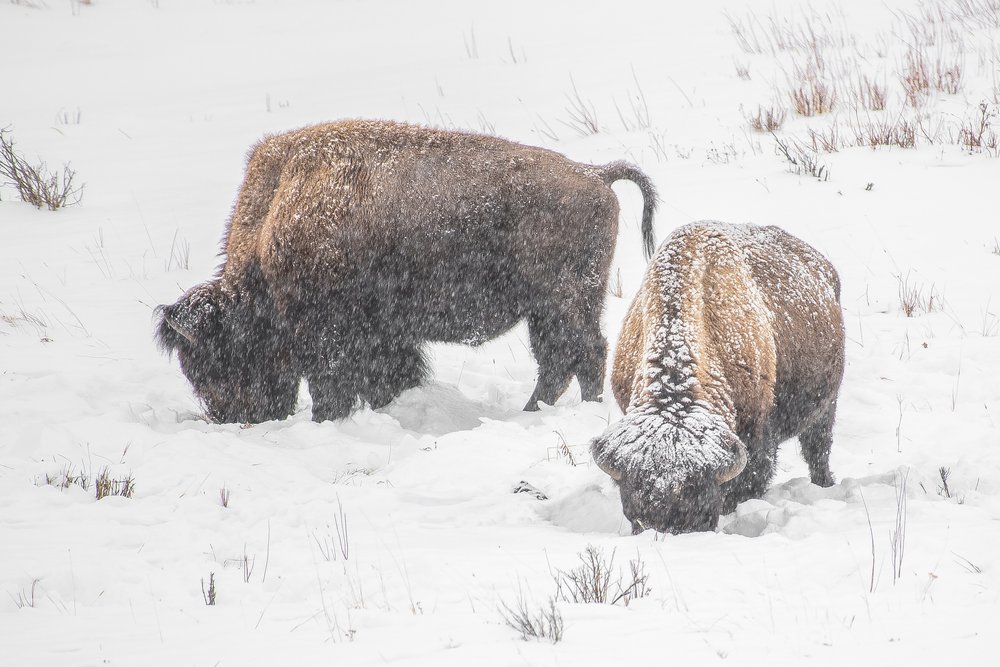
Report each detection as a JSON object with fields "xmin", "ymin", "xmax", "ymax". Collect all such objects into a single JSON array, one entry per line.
[{"xmin": 2, "ymin": 0, "xmax": 999, "ymax": 664}]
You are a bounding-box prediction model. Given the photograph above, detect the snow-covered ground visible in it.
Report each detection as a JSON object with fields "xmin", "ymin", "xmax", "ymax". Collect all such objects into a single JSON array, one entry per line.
[{"xmin": 2, "ymin": 0, "xmax": 998, "ymax": 664}]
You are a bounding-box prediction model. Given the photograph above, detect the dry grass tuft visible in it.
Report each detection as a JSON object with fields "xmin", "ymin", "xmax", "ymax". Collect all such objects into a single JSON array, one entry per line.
[
  {"xmin": 957, "ymin": 102, "xmax": 999, "ymax": 155},
  {"xmin": 561, "ymin": 76, "xmax": 600, "ymax": 137},
  {"xmin": 95, "ymin": 467, "xmax": 136, "ymax": 500},
  {"xmin": 896, "ymin": 272, "xmax": 942, "ymax": 317},
  {"xmin": 852, "ymin": 112, "xmax": 917, "ymax": 149},
  {"xmin": 790, "ymin": 74, "xmax": 838, "ymax": 116},
  {"xmin": 808, "ymin": 122, "xmax": 841, "ymax": 152},
  {"xmin": 747, "ymin": 105, "xmax": 788, "ymax": 132},
  {"xmin": 901, "ymin": 50, "xmax": 932, "ymax": 107},
  {"xmin": 850, "ymin": 75, "xmax": 888, "ymax": 111}
]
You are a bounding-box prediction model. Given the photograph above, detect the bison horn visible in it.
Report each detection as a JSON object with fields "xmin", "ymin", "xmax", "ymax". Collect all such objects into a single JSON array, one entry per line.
[
  {"xmin": 716, "ymin": 435, "xmax": 748, "ymax": 483},
  {"xmin": 166, "ymin": 314, "xmax": 197, "ymax": 345},
  {"xmin": 596, "ymin": 457, "xmax": 623, "ymax": 481}
]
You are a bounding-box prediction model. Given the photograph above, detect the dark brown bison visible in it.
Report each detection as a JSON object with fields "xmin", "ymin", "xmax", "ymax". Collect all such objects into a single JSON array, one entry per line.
[
  {"xmin": 156, "ymin": 119, "xmax": 657, "ymax": 423},
  {"xmin": 590, "ymin": 221, "xmax": 845, "ymax": 534}
]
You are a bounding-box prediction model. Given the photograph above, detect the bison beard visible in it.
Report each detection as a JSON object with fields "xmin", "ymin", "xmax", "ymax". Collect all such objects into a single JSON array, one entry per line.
[{"xmin": 155, "ymin": 120, "xmax": 657, "ymax": 423}]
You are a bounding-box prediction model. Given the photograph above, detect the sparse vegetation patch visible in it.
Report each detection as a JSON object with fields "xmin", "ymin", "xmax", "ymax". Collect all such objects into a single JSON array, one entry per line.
[{"xmin": 0, "ymin": 128, "xmax": 83, "ymax": 210}]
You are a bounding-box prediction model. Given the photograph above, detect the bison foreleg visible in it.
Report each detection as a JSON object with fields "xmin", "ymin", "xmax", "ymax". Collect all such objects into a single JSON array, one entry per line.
[
  {"xmin": 306, "ymin": 370, "xmax": 357, "ymax": 422},
  {"xmin": 360, "ymin": 344, "xmax": 428, "ymax": 410}
]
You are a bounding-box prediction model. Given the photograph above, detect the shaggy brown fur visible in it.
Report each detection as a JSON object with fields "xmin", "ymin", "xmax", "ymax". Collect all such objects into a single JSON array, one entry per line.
[
  {"xmin": 591, "ymin": 221, "xmax": 845, "ymax": 534},
  {"xmin": 156, "ymin": 120, "xmax": 657, "ymax": 423}
]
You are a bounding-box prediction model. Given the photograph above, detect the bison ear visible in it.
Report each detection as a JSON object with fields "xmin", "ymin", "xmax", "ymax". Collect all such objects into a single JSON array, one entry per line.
[
  {"xmin": 715, "ymin": 431, "xmax": 748, "ymax": 483},
  {"xmin": 154, "ymin": 283, "xmax": 223, "ymax": 351}
]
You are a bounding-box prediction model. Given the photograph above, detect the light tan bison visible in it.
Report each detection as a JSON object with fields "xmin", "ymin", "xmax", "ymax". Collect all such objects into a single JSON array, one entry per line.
[
  {"xmin": 591, "ymin": 221, "xmax": 845, "ymax": 534},
  {"xmin": 156, "ymin": 120, "xmax": 657, "ymax": 423}
]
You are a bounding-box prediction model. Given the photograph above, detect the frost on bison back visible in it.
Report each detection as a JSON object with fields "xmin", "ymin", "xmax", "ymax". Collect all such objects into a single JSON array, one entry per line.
[
  {"xmin": 591, "ymin": 221, "xmax": 845, "ymax": 535},
  {"xmin": 155, "ymin": 119, "xmax": 657, "ymax": 424}
]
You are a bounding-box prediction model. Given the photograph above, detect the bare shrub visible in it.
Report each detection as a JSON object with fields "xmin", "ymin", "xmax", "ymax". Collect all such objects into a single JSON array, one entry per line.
[
  {"xmin": 937, "ymin": 466, "xmax": 952, "ymax": 499},
  {"xmin": 808, "ymin": 122, "xmax": 841, "ymax": 152},
  {"xmin": 852, "ymin": 112, "xmax": 917, "ymax": 149},
  {"xmin": 202, "ymin": 572, "xmax": 217, "ymax": 605},
  {"xmin": 934, "ymin": 60, "xmax": 963, "ymax": 95},
  {"xmin": 0, "ymin": 128, "xmax": 83, "ymax": 210},
  {"xmin": 551, "ymin": 546, "xmax": 650, "ymax": 607},
  {"xmin": 725, "ymin": 11, "xmax": 766, "ymax": 54},
  {"xmin": 561, "ymin": 76, "xmax": 600, "ymax": 137},
  {"xmin": 219, "ymin": 485, "xmax": 231, "ymax": 508},
  {"xmin": 747, "ymin": 105, "xmax": 787, "ymax": 132},
  {"xmin": 547, "ymin": 431, "xmax": 581, "ymax": 466},
  {"xmin": 772, "ymin": 132, "xmax": 830, "ymax": 180},
  {"xmin": 499, "ymin": 593, "xmax": 563, "ymax": 643},
  {"xmin": 734, "ymin": 60, "xmax": 751, "ymax": 80},
  {"xmin": 166, "ymin": 230, "xmax": 191, "ymax": 271},
  {"xmin": 614, "ymin": 68, "xmax": 652, "ymax": 132},
  {"xmin": 647, "ymin": 130, "xmax": 670, "ymax": 163},
  {"xmin": 901, "ymin": 50, "xmax": 931, "ymax": 107},
  {"xmin": 957, "ymin": 102, "xmax": 999, "ymax": 155},
  {"xmin": 228, "ymin": 547, "xmax": 255, "ymax": 583},
  {"xmin": 850, "ymin": 75, "xmax": 887, "ymax": 111},
  {"xmin": 726, "ymin": 7, "xmax": 853, "ymax": 55},
  {"xmin": 706, "ymin": 142, "xmax": 740, "ymax": 164},
  {"xmin": 954, "ymin": 0, "xmax": 1000, "ymax": 29}
]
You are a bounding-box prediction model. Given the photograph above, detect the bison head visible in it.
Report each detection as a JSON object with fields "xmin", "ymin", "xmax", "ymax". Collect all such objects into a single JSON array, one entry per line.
[
  {"xmin": 155, "ymin": 281, "xmax": 299, "ymax": 423},
  {"xmin": 590, "ymin": 404, "xmax": 747, "ymax": 534}
]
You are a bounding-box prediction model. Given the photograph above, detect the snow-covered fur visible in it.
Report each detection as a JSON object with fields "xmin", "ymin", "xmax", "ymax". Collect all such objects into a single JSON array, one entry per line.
[
  {"xmin": 591, "ymin": 221, "xmax": 845, "ymax": 534},
  {"xmin": 156, "ymin": 119, "xmax": 657, "ymax": 423}
]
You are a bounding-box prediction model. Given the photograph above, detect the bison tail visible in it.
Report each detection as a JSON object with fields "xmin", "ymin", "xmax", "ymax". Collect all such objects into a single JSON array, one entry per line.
[{"xmin": 600, "ymin": 161, "xmax": 658, "ymax": 260}]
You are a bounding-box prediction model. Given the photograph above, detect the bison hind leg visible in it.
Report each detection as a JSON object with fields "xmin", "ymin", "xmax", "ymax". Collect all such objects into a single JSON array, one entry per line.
[
  {"xmin": 524, "ymin": 310, "xmax": 606, "ymax": 410},
  {"xmin": 798, "ymin": 401, "xmax": 837, "ymax": 488},
  {"xmin": 362, "ymin": 344, "xmax": 429, "ymax": 410}
]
